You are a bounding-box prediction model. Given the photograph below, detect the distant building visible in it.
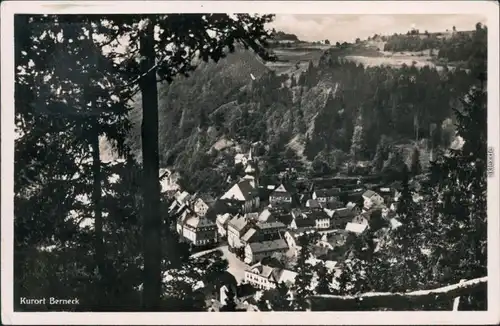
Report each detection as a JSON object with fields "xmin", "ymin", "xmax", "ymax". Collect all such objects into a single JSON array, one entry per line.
[
  {"xmin": 193, "ymin": 196, "xmax": 211, "ymax": 217},
  {"xmin": 305, "ymin": 199, "xmax": 321, "ymax": 208},
  {"xmin": 289, "ymin": 212, "xmax": 316, "ymax": 230},
  {"xmin": 241, "ymin": 221, "xmax": 287, "ymax": 247},
  {"xmin": 244, "ymin": 239, "xmax": 289, "ymax": 264},
  {"xmin": 216, "ymin": 213, "xmax": 232, "ymax": 237},
  {"xmin": 256, "ymin": 221, "xmax": 287, "ymax": 236},
  {"xmin": 220, "ymin": 180, "xmax": 260, "ymax": 213},
  {"xmin": 312, "ymin": 188, "xmax": 341, "ymax": 203},
  {"xmin": 269, "ymin": 184, "xmax": 293, "ymax": 206},
  {"xmin": 272, "ymin": 212, "xmax": 294, "ymax": 228},
  {"xmin": 346, "ymin": 202, "xmax": 362, "ymax": 215},
  {"xmin": 240, "ymin": 228, "xmax": 259, "ymax": 247},
  {"xmin": 176, "ymin": 209, "xmax": 218, "ymax": 246},
  {"xmin": 244, "ymin": 262, "xmax": 297, "ymax": 290},
  {"xmin": 284, "ymin": 229, "xmax": 317, "ymax": 256},
  {"xmin": 258, "ymin": 208, "xmax": 273, "ymax": 223},
  {"xmin": 329, "ymin": 207, "xmax": 356, "ymax": 229},
  {"xmin": 227, "ymin": 214, "xmax": 252, "ymax": 249},
  {"xmin": 318, "ymin": 230, "xmax": 349, "ymax": 250},
  {"xmin": 234, "ymin": 148, "xmax": 253, "ymax": 166},
  {"xmin": 345, "ymin": 222, "xmax": 368, "ymax": 235},
  {"xmin": 362, "ymin": 190, "xmax": 384, "ymax": 210},
  {"xmin": 303, "ymin": 209, "xmax": 332, "ymax": 229},
  {"xmin": 242, "ymin": 161, "xmax": 259, "ymax": 188}
]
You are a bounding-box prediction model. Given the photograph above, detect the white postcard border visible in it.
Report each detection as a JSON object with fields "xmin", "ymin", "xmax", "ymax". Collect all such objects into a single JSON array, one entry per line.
[{"xmin": 1, "ymin": 1, "xmax": 499, "ymax": 325}]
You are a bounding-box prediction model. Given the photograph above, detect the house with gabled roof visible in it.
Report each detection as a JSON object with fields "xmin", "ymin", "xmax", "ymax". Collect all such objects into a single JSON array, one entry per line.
[
  {"xmin": 215, "ymin": 213, "xmax": 232, "ymax": 237},
  {"xmin": 345, "ymin": 222, "xmax": 368, "ymax": 235},
  {"xmin": 272, "ymin": 212, "xmax": 294, "ymax": 227},
  {"xmin": 244, "ymin": 239, "xmax": 289, "ymax": 264},
  {"xmin": 284, "ymin": 228, "xmax": 318, "ymax": 256},
  {"xmin": 240, "ymin": 221, "xmax": 286, "ymax": 247},
  {"xmin": 303, "ymin": 209, "xmax": 332, "ymax": 229},
  {"xmin": 306, "ymin": 199, "xmax": 321, "ymax": 208},
  {"xmin": 289, "ymin": 213, "xmax": 316, "ymax": 230},
  {"xmin": 244, "ymin": 262, "xmax": 297, "ymax": 290},
  {"xmin": 329, "ymin": 207, "xmax": 356, "ymax": 229},
  {"xmin": 312, "ymin": 188, "xmax": 341, "ymax": 203},
  {"xmin": 362, "ymin": 189, "xmax": 384, "ymax": 210},
  {"xmin": 176, "ymin": 209, "xmax": 218, "ymax": 246},
  {"xmin": 269, "ymin": 183, "xmax": 293, "ymax": 206},
  {"xmin": 227, "ymin": 214, "xmax": 252, "ymax": 249},
  {"xmin": 220, "ymin": 179, "xmax": 260, "ymax": 213}
]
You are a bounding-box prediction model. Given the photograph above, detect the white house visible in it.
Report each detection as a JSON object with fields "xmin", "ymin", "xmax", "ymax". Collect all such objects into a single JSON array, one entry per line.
[
  {"xmin": 345, "ymin": 222, "xmax": 368, "ymax": 235},
  {"xmin": 227, "ymin": 214, "xmax": 251, "ymax": 249},
  {"xmin": 244, "ymin": 239, "xmax": 288, "ymax": 264},
  {"xmin": 258, "ymin": 209, "xmax": 272, "ymax": 223},
  {"xmin": 242, "ymin": 161, "xmax": 259, "ymax": 188},
  {"xmin": 176, "ymin": 209, "xmax": 218, "ymax": 246},
  {"xmin": 175, "ymin": 190, "xmax": 192, "ymax": 205},
  {"xmin": 159, "ymin": 168, "xmax": 180, "ymax": 193},
  {"xmin": 234, "ymin": 148, "xmax": 253, "ymax": 166},
  {"xmin": 193, "ymin": 197, "xmax": 210, "ymax": 217},
  {"xmin": 362, "ymin": 190, "xmax": 384, "ymax": 210},
  {"xmin": 312, "ymin": 188, "xmax": 341, "ymax": 203},
  {"xmin": 269, "ymin": 184, "xmax": 293, "ymax": 206},
  {"xmin": 244, "ymin": 262, "xmax": 297, "ymax": 290},
  {"xmin": 303, "ymin": 209, "xmax": 331, "ymax": 229},
  {"xmin": 216, "ymin": 213, "xmax": 232, "ymax": 237}
]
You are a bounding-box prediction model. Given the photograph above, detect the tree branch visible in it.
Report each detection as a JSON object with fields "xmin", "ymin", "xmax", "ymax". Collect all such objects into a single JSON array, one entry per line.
[{"xmin": 306, "ymin": 276, "xmax": 487, "ymax": 311}]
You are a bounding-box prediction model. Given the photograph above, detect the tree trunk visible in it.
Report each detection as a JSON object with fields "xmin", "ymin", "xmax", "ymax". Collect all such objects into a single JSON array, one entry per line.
[
  {"xmin": 87, "ymin": 22, "xmax": 106, "ymax": 308},
  {"xmin": 90, "ymin": 120, "xmax": 106, "ymax": 308},
  {"xmin": 139, "ymin": 19, "xmax": 162, "ymax": 311}
]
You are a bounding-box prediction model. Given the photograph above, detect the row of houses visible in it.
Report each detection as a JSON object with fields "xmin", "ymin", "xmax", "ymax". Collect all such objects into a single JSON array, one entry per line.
[{"xmin": 172, "ymin": 146, "xmax": 403, "ymax": 254}]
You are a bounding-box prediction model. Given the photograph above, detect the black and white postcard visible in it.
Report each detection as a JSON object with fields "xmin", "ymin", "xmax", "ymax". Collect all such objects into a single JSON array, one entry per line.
[{"xmin": 1, "ymin": 1, "xmax": 499, "ymax": 325}]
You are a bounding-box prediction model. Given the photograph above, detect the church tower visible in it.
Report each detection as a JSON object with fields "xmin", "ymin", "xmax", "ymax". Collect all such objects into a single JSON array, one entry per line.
[{"xmin": 242, "ymin": 160, "xmax": 259, "ymax": 188}]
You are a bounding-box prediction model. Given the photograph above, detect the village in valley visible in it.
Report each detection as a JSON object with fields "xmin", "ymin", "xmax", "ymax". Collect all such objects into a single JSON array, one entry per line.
[{"xmin": 162, "ymin": 145, "xmax": 413, "ymax": 311}]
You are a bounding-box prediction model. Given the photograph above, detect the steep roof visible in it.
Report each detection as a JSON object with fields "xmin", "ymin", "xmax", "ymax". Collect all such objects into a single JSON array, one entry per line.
[
  {"xmin": 216, "ymin": 213, "xmax": 232, "ymax": 226},
  {"xmin": 175, "ymin": 191, "xmax": 191, "ymax": 203},
  {"xmin": 228, "ymin": 214, "xmax": 248, "ymax": 232},
  {"xmin": 247, "ymin": 263, "xmax": 296, "ymax": 285},
  {"xmin": 241, "ymin": 228, "xmax": 258, "ymax": 242},
  {"xmin": 244, "ymin": 162, "xmax": 256, "ymax": 173},
  {"xmin": 220, "ymin": 180, "xmax": 258, "ymax": 202},
  {"xmin": 274, "ymin": 184, "xmax": 289, "ymax": 192},
  {"xmin": 274, "ymin": 269, "xmax": 297, "ymax": 284},
  {"xmin": 306, "ymin": 199, "xmax": 321, "ymax": 208},
  {"xmin": 248, "ymin": 262, "xmax": 275, "ymax": 279},
  {"xmin": 362, "ymin": 190, "xmax": 377, "ymax": 199},
  {"xmin": 304, "ymin": 209, "xmax": 330, "ymax": 220},
  {"xmin": 345, "ymin": 222, "xmax": 368, "ymax": 234},
  {"xmin": 184, "ymin": 214, "xmax": 216, "ymax": 229},
  {"xmin": 390, "ymin": 218, "xmax": 403, "ymax": 229},
  {"xmin": 258, "ymin": 209, "xmax": 272, "ymax": 222},
  {"xmin": 238, "ymin": 180, "xmax": 258, "ymax": 199},
  {"xmin": 248, "ymin": 239, "xmax": 288, "ymax": 254},
  {"xmin": 294, "ymin": 216, "xmax": 316, "ymax": 228}
]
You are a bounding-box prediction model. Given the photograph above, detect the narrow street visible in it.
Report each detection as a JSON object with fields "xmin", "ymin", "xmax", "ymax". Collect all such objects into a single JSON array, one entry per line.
[{"xmin": 190, "ymin": 245, "xmax": 249, "ymax": 284}]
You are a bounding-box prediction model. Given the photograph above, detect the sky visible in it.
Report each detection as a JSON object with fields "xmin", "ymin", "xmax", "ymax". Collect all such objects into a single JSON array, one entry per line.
[{"xmin": 269, "ymin": 14, "xmax": 487, "ymax": 43}]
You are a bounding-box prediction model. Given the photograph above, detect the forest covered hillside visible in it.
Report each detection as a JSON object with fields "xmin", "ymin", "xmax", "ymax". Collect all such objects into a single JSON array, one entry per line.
[{"xmin": 124, "ymin": 23, "xmax": 486, "ymax": 197}]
